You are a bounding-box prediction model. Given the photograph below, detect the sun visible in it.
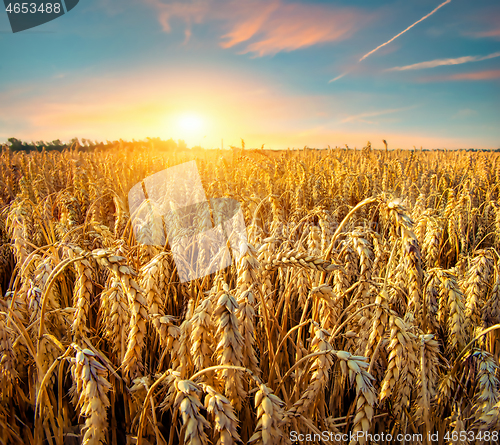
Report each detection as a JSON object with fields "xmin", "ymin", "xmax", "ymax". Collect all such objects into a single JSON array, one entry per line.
[
  {"xmin": 160, "ymin": 112, "xmax": 212, "ymax": 147},
  {"xmin": 178, "ymin": 113, "xmax": 204, "ymax": 134}
]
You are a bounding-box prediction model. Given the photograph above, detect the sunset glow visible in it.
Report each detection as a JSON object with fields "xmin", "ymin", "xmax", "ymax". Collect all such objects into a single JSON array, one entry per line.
[
  {"xmin": 0, "ymin": 0, "xmax": 499, "ymax": 149},
  {"xmin": 174, "ymin": 113, "xmax": 206, "ymax": 145},
  {"xmin": 178, "ymin": 114, "xmax": 204, "ymax": 133}
]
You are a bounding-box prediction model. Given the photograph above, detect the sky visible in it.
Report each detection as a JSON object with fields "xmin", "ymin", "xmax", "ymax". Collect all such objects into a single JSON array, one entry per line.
[{"xmin": 0, "ymin": 0, "xmax": 499, "ymax": 150}]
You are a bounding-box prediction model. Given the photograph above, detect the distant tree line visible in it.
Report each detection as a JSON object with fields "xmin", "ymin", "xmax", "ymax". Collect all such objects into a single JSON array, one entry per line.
[
  {"xmin": 3, "ymin": 137, "xmax": 499, "ymax": 152},
  {"xmin": 2, "ymin": 137, "xmax": 190, "ymax": 152}
]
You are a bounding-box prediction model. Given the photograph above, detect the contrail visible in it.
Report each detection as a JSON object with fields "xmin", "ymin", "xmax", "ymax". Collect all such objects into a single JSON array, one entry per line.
[
  {"xmin": 358, "ymin": 0, "xmax": 452, "ymax": 62},
  {"xmin": 329, "ymin": 0, "xmax": 452, "ymax": 84},
  {"xmin": 328, "ymin": 72, "xmax": 349, "ymax": 83}
]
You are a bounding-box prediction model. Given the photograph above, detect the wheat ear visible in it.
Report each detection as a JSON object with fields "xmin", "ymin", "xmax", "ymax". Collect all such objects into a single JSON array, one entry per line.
[{"xmin": 70, "ymin": 344, "xmax": 112, "ymax": 445}]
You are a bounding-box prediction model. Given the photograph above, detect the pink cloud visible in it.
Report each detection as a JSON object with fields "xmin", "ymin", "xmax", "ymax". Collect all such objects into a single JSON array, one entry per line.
[
  {"xmin": 224, "ymin": 2, "xmax": 363, "ymax": 56},
  {"xmin": 146, "ymin": 0, "xmax": 367, "ymax": 56},
  {"xmin": 220, "ymin": 1, "xmax": 281, "ymax": 48},
  {"xmin": 468, "ymin": 28, "xmax": 500, "ymax": 38},
  {"xmin": 420, "ymin": 69, "xmax": 500, "ymax": 82}
]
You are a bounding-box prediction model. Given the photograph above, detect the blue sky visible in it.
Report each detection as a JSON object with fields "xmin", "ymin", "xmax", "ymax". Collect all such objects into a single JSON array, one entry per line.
[{"xmin": 0, "ymin": 0, "xmax": 499, "ymax": 149}]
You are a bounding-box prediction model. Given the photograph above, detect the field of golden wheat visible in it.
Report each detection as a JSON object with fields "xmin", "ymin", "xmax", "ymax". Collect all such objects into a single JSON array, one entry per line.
[{"xmin": 1, "ymin": 143, "xmax": 500, "ymax": 445}]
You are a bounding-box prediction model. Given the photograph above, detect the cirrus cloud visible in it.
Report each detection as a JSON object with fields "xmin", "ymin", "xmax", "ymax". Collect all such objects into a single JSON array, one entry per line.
[
  {"xmin": 419, "ymin": 69, "xmax": 500, "ymax": 82},
  {"xmin": 466, "ymin": 28, "xmax": 500, "ymax": 38},
  {"xmin": 387, "ymin": 51, "xmax": 500, "ymax": 71},
  {"xmin": 145, "ymin": 0, "xmax": 369, "ymax": 56},
  {"xmin": 341, "ymin": 105, "xmax": 419, "ymax": 124}
]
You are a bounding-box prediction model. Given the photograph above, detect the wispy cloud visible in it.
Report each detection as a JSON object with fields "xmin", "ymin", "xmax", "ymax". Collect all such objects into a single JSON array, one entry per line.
[
  {"xmin": 145, "ymin": 0, "xmax": 209, "ymax": 41},
  {"xmin": 225, "ymin": 2, "xmax": 362, "ymax": 56},
  {"xmin": 341, "ymin": 106, "xmax": 417, "ymax": 124},
  {"xmin": 452, "ymin": 108, "xmax": 477, "ymax": 119},
  {"xmin": 358, "ymin": 0, "xmax": 452, "ymax": 62},
  {"xmin": 219, "ymin": 1, "xmax": 280, "ymax": 48},
  {"xmin": 146, "ymin": 0, "xmax": 366, "ymax": 56},
  {"xmin": 387, "ymin": 51, "xmax": 500, "ymax": 71},
  {"xmin": 466, "ymin": 28, "xmax": 500, "ymax": 39},
  {"xmin": 420, "ymin": 69, "xmax": 500, "ymax": 82},
  {"xmin": 462, "ymin": 6, "xmax": 500, "ymax": 40}
]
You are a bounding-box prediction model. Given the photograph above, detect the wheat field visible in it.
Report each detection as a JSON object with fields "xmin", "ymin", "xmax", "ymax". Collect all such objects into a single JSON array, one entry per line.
[{"xmin": 1, "ymin": 142, "xmax": 500, "ymax": 445}]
